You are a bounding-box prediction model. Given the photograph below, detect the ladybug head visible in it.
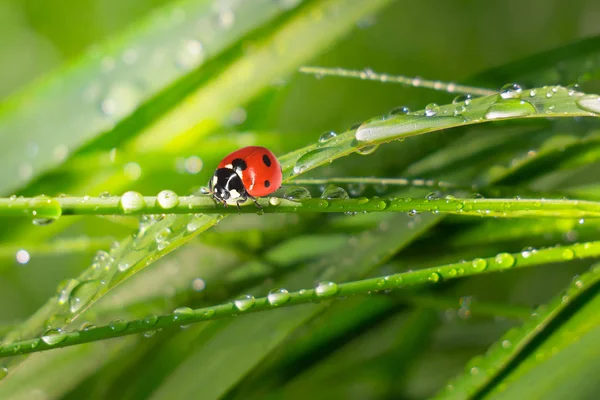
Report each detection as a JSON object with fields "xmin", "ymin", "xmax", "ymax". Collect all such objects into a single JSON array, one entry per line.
[{"xmin": 209, "ymin": 168, "xmax": 247, "ymax": 204}]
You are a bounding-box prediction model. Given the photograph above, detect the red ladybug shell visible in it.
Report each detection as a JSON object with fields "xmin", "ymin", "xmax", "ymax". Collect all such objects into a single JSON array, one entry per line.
[{"xmin": 218, "ymin": 146, "xmax": 282, "ymax": 197}]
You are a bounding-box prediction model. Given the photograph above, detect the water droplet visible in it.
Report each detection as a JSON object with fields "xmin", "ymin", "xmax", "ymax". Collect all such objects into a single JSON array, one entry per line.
[
  {"xmin": 502, "ymin": 340, "xmax": 511, "ymax": 349},
  {"xmin": 69, "ymin": 279, "xmax": 102, "ymax": 313},
  {"xmin": 202, "ymin": 308, "xmax": 215, "ymax": 318},
  {"xmin": 495, "ymin": 253, "xmax": 515, "ymax": 268},
  {"xmin": 318, "ymin": 131, "xmax": 337, "ymax": 143},
  {"xmin": 109, "ymin": 319, "xmax": 128, "ymax": 332},
  {"xmin": 321, "ymin": 186, "xmax": 349, "ymax": 200},
  {"xmin": 293, "ymin": 148, "xmax": 338, "ymax": 174},
  {"xmin": 428, "ymin": 272, "xmax": 441, "ymax": 283},
  {"xmin": 234, "ymin": 294, "xmax": 256, "ymax": 311},
  {"xmin": 355, "ymin": 143, "xmax": 379, "ymax": 155},
  {"xmin": 284, "ymin": 186, "xmax": 311, "ymax": 200},
  {"xmin": 143, "ymin": 315, "xmax": 158, "ymax": 326},
  {"xmin": 562, "ymin": 248, "xmax": 575, "ymax": 260},
  {"xmin": 156, "ymin": 190, "xmax": 180, "ymax": 210},
  {"xmin": 315, "ymin": 281, "xmax": 339, "ymax": 298},
  {"xmin": 16, "ymin": 249, "xmax": 30, "ymax": 265},
  {"xmin": 41, "ymin": 328, "xmax": 67, "ymax": 345},
  {"xmin": 119, "ymin": 191, "xmax": 146, "ymax": 213},
  {"xmin": 485, "ymin": 99, "xmax": 536, "ymax": 119},
  {"xmin": 267, "ymin": 288, "xmax": 291, "ymax": 306},
  {"xmin": 175, "ymin": 39, "xmax": 205, "ymax": 70},
  {"xmin": 173, "ymin": 307, "xmax": 195, "ymax": 322},
  {"xmin": 567, "ymin": 83, "xmax": 581, "ymax": 96},
  {"xmin": 269, "ymin": 197, "xmax": 281, "ymax": 206},
  {"xmin": 500, "ymin": 83, "xmax": 522, "ymax": 99},
  {"xmin": 452, "ymin": 94, "xmax": 472, "ymax": 105},
  {"xmin": 0, "ymin": 367, "xmax": 8, "ymax": 380},
  {"xmin": 389, "ymin": 106, "xmax": 410, "ymax": 115},
  {"xmin": 471, "ymin": 258, "xmax": 487, "ymax": 272},
  {"xmin": 576, "ymin": 95, "xmax": 600, "ymax": 114},
  {"xmin": 29, "ymin": 196, "xmax": 62, "ymax": 225},
  {"xmin": 425, "ymin": 103, "xmax": 439, "ymax": 117}
]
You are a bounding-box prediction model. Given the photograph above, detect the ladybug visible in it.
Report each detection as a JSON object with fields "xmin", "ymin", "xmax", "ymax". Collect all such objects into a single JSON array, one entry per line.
[{"xmin": 209, "ymin": 146, "xmax": 282, "ymax": 208}]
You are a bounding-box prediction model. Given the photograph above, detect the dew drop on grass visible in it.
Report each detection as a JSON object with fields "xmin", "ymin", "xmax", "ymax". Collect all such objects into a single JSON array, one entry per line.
[
  {"xmin": 157, "ymin": 190, "xmax": 180, "ymax": 210},
  {"xmin": 202, "ymin": 308, "xmax": 215, "ymax": 318},
  {"xmin": 29, "ymin": 196, "xmax": 62, "ymax": 225},
  {"xmin": 355, "ymin": 143, "xmax": 379, "ymax": 155},
  {"xmin": 576, "ymin": 95, "xmax": 600, "ymax": 114},
  {"xmin": 452, "ymin": 94, "xmax": 472, "ymax": 105},
  {"xmin": 41, "ymin": 328, "xmax": 68, "ymax": 345},
  {"xmin": 268, "ymin": 197, "xmax": 281, "ymax": 206},
  {"xmin": 500, "ymin": 83, "xmax": 522, "ymax": 99},
  {"xmin": 109, "ymin": 319, "xmax": 128, "ymax": 332},
  {"xmin": 428, "ymin": 272, "xmax": 441, "ymax": 283},
  {"xmin": 318, "ymin": 131, "xmax": 337, "ymax": 143},
  {"xmin": 173, "ymin": 307, "xmax": 195, "ymax": 322},
  {"xmin": 389, "ymin": 106, "xmax": 410, "ymax": 115},
  {"xmin": 425, "ymin": 103, "xmax": 439, "ymax": 117},
  {"xmin": 293, "ymin": 148, "xmax": 338, "ymax": 174},
  {"xmin": 69, "ymin": 279, "xmax": 103, "ymax": 313},
  {"xmin": 0, "ymin": 367, "xmax": 7, "ymax": 380},
  {"xmin": 567, "ymin": 83, "xmax": 581, "ymax": 96},
  {"xmin": 284, "ymin": 186, "xmax": 311, "ymax": 200},
  {"xmin": 267, "ymin": 288, "xmax": 291, "ymax": 306},
  {"xmin": 485, "ymin": 99, "xmax": 536, "ymax": 120},
  {"xmin": 471, "ymin": 258, "xmax": 487, "ymax": 272},
  {"xmin": 315, "ymin": 281, "xmax": 339, "ymax": 298},
  {"xmin": 562, "ymin": 248, "xmax": 575, "ymax": 260},
  {"xmin": 321, "ymin": 186, "xmax": 349, "ymax": 200},
  {"xmin": 119, "ymin": 191, "xmax": 146, "ymax": 213},
  {"xmin": 143, "ymin": 315, "xmax": 159, "ymax": 326},
  {"xmin": 234, "ymin": 294, "xmax": 256, "ymax": 311},
  {"xmin": 495, "ymin": 252, "xmax": 515, "ymax": 268}
]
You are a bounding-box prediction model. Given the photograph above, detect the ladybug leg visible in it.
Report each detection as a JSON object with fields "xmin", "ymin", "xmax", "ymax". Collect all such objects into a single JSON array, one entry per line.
[{"xmin": 248, "ymin": 195, "xmax": 261, "ymax": 208}]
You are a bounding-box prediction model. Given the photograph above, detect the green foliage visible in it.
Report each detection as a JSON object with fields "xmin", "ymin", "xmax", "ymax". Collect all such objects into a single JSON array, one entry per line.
[{"xmin": 1, "ymin": 0, "xmax": 600, "ymax": 399}]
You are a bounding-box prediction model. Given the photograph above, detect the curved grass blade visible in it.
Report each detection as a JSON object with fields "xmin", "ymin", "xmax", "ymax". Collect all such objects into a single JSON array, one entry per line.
[{"xmin": 433, "ymin": 262, "xmax": 600, "ymax": 400}]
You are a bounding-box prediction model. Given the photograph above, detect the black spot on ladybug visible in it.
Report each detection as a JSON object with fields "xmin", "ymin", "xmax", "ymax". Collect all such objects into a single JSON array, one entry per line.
[
  {"xmin": 262, "ymin": 154, "xmax": 272, "ymax": 167},
  {"xmin": 232, "ymin": 158, "xmax": 247, "ymax": 171},
  {"xmin": 264, "ymin": 180, "xmax": 271, "ymax": 188}
]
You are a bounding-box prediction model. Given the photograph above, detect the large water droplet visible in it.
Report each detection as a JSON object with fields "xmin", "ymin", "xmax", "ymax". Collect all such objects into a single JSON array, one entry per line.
[
  {"xmin": 576, "ymin": 95, "xmax": 600, "ymax": 114},
  {"xmin": 267, "ymin": 288, "xmax": 290, "ymax": 306},
  {"xmin": 157, "ymin": 190, "xmax": 180, "ymax": 210},
  {"xmin": 29, "ymin": 196, "xmax": 62, "ymax": 225},
  {"xmin": 143, "ymin": 315, "xmax": 159, "ymax": 326},
  {"xmin": 69, "ymin": 279, "xmax": 102, "ymax": 313},
  {"xmin": 234, "ymin": 294, "xmax": 256, "ymax": 311},
  {"xmin": 321, "ymin": 186, "xmax": 349, "ymax": 200},
  {"xmin": 109, "ymin": 319, "xmax": 128, "ymax": 332},
  {"xmin": 484, "ymin": 99, "xmax": 536, "ymax": 120},
  {"xmin": 120, "ymin": 191, "xmax": 146, "ymax": 213},
  {"xmin": 315, "ymin": 281, "xmax": 339, "ymax": 298}
]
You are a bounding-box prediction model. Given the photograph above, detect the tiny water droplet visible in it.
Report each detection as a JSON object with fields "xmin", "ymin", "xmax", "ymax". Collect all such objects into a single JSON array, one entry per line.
[
  {"xmin": 120, "ymin": 191, "xmax": 146, "ymax": 213},
  {"xmin": 234, "ymin": 294, "xmax": 256, "ymax": 311},
  {"xmin": 425, "ymin": 103, "xmax": 439, "ymax": 117},
  {"xmin": 267, "ymin": 288, "xmax": 291, "ymax": 306},
  {"xmin": 318, "ymin": 131, "xmax": 337, "ymax": 143},
  {"xmin": 500, "ymin": 83, "xmax": 522, "ymax": 99},
  {"xmin": 69, "ymin": 279, "xmax": 102, "ymax": 313},
  {"xmin": 452, "ymin": 94, "xmax": 472, "ymax": 105},
  {"xmin": 389, "ymin": 106, "xmax": 410, "ymax": 115},
  {"xmin": 428, "ymin": 272, "xmax": 441, "ymax": 283},
  {"xmin": 567, "ymin": 83, "xmax": 581, "ymax": 96},
  {"xmin": 315, "ymin": 281, "xmax": 339, "ymax": 298},
  {"xmin": 29, "ymin": 196, "xmax": 62, "ymax": 225},
  {"xmin": 562, "ymin": 248, "xmax": 575, "ymax": 260},
  {"xmin": 41, "ymin": 328, "xmax": 67, "ymax": 345},
  {"xmin": 321, "ymin": 186, "xmax": 349, "ymax": 200},
  {"xmin": 495, "ymin": 253, "xmax": 515, "ymax": 268},
  {"xmin": 269, "ymin": 197, "xmax": 281, "ymax": 206},
  {"xmin": 173, "ymin": 306, "xmax": 195, "ymax": 322},
  {"xmin": 157, "ymin": 190, "xmax": 180, "ymax": 210},
  {"xmin": 471, "ymin": 258, "xmax": 487, "ymax": 272},
  {"xmin": 143, "ymin": 315, "xmax": 159, "ymax": 326},
  {"xmin": 0, "ymin": 367, "xmax": 8, "ymax": 380},
  {"xmin": 355, "ymin": 143, "xmax": 379, "ymax": 155},
  {"xmin": 109, "ymin": 319, "xmax": 128, "ymax": 332}
]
